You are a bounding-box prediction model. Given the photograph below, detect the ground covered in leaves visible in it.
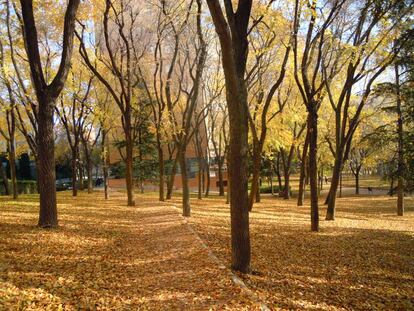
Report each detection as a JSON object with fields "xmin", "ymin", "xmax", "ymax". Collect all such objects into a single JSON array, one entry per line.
[
  {"xmin": 1, "ymin": 191, "xmax": 413, "ymax": 310},
  {"xmin": 0, "ymin": 191, "xmax": 255, "ymax": 310},
  {"xmin": 181, "ymin": 194, "xmax": 414, "ymax": 310}
]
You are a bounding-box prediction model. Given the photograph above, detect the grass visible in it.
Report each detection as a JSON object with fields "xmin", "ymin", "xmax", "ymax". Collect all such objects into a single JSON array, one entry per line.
[{"xmin": 0, "ymin": 190, "xmax": 413, "ymax": 310}]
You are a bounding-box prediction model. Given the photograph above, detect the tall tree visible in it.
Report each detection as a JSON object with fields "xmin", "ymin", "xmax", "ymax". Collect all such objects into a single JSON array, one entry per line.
[
  {"xmin": 77, "ymin": 0, "xmax": 145, "ymax": 206},
  {"xmin": 206, "ymin": 0, "xmax": 252, "ymax": 273},
  {"xmin": 19, "ymin": 0, "xmax": 80, "ymax": 227},
  {"xmin": 292, "ymin": 0, "xmax": 346, "ymax": 231},
  {"xmin": 323, "ymin": 0, "xmax": 413, "ymax": 220}
]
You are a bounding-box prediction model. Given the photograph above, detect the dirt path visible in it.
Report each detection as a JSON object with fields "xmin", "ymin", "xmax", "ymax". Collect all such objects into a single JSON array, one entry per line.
[{"xmin": 0, "ymin": 191, "xmax": 257, "ymax": 310}]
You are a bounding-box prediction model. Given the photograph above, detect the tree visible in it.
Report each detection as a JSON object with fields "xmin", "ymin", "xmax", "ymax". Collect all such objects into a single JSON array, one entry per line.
[
  {"xmin": 292, "ymin": 0, "xmax": 346, "ymax": 231},
  {"xmin": 323, "ymin": 0, "xmax": 413, "ymax": 220},
  {"xmin": 19, "ymin": 0, "xmax": 80, "ymax": 228},
  {"xmin": 0, "ymin": 38, "xmax": 18, "ymax": 199},
  {"xmin": 246, "ymin": 2, "xmax": 291, "ymax": 209},
  {"xmin": 55, "ymin": 67, "xmax": 93, "ymax": 196},
  {"xmin": 206, "ymin": 0, "xmax": 252, "ymax": 273},
  {"xmin": 77, "ymin": 0, "xmax": 144, "ymax": 206}
]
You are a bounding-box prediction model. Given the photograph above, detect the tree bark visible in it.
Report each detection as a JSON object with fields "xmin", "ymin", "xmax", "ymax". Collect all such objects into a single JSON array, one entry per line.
[
  {"xmin": 101, "ymin": 129, "xmax": 109, "ymax": 200},
  {"xmin": 355, "ymin": 168, "xmax": 360, "ymax": 195},
  {"xmin": 179, "ymin": 148, "xmax": 190, "ymax": 217},
  {"xmin": 205, "ymin": 157, "xmax": 210, "ymax": 197},
  {"xmin": 124, "ymin": 114, "xmax": 135, "ymax": 206},
  {"xmin": 0, "ymin": 159, "xmax": 9, "ymax": 195},
  {"xmin": 248, "ymin": 143, "xmax": 261, "ymax": 209},
  {"xmin": 157, "ymin": 141, "xmax": 165, "ymax": 201},
  {"xmin": 20, "ymin": 0, "xmax": 80, "ymax": 227},
  {"xmin": 298, "ymin": 131, "xmax": 309, "ymax": 206},
  {"xmin": 218, "ymin": 157, "xmax": 225, "ymax": 196},
  {"xmin": 255, "ymin": 178, "xmax": 261, "ymax": 203},
  {"xmin": 395, "ymin": 64, "xmax": 404, "ymax": 216},
  {"xmin": 325, "ymin": 155, "xmax": 343, "ymax": 220},
  {"xmin": 166, "ymin": 154, "xmax": 178, "ymax": 200},
  {"xmin": 71, "ymin": 147, "xmax": 78, "ymax": 196},
  {"xmin": 84, "ymin": 146, "xmax": 93, "ymax": 194},
  {"xmin": 206, "ymin": 0, "xmax": 251, "ymax": 273},
  {"xmin": 197, "ymin": 159, "xmax": 203, "ymax": 200},
  {"xmin": 37, "ymin": 96, "xmax": 58, "ymax": 228},
  {"xmin": 308, "ymin": 107, "xmax": 319, "ymax": 232},
  {"xmin": 8, "ymin": 113, "xmax": 18, "ymax": 199}
]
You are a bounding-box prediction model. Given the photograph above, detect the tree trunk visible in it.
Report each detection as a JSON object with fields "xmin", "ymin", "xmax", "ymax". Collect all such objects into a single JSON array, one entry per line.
[
  {"xmin": 166, "ymin": 154, "xmax": 178, "ymax": 200},
  {"xmin": 85, "ymin": 152, "xmax": 93, "ymax": 194},
  {"xmin": 389, "ymin": 176, "xmax": 395, "ymax": 197},
  {"xmin": 283, "ymin": 171, "xmax": 290, "ymax": 199},
  {"xmin": 179, "ymin": 148, "xmax": 190, "ymax": 217},
  {"xmin": 197, "ymin": 159, "xmax": 202, "ymax": 200},
  {"xmin": 298, "ymin": 131, "xmax": 309, "ymax": 206},
  {"xmin": 255, "ymin": 178, "xmax": 261, "ymax": 203},
  {"xmin": 218, "ymin": 157, "xmax": 225, "ymax": 196},
  {"xmin": 37, "ymin": 97, "xmax": 58, "ymax": 228},
  {"xmin": 274, "ymin": 153, "xmax": 283, "ymax": 195},
  {"xmin": 205, "ymin": 158, "xmax": 210, "ymax": 197},
  {"xmin": 206, "ymin": 0, "xmax": 251, "ymax": 273},
  {"xmin": 270, "ymin": 170, "xmax": 274, "ymax": 196},
  {"xmin": 395, "ymin": 64, "xmax": 404, "ymax": 216},
  {"xmin": 0, "ymin": 159, "xmax": 9, "ymax": 195},
  {"xmin": 308, "ymin": 108, "xmax": 319, "ymax": 232},
  {"xmin": 226, "ymin": 173, "xmax": 230, "ymax": 204},
  {"xmin": 157, "ymin": 141, "xmax": 165, "ymax": 201},
  {"xmin": 124, "ymin": 115, "xmax": 135, "ymax": 206},
  {"xmin": 71, "ymin": 147, "xmax": 78, "ymax": 196},
  {"xmin": 102, "ymin": 129, "xmax": 109, "ymax": 200},
  {"xmin": 325, "ymin": 155, "xmax": 343, "ymax": 220},
  {"xmin": 78, "ymin": 160, "xmax": 84, "ymax": 191},
  {"xmin": 9, "ymin": 147, "xmax": 18, "ymax": 200},
  {"xmin": 355, "ymin": 169, "xmax": 360, "ymax": 195},
  {"xmin": 248, "ymin": 144, "xmax": 261, "ymax": 210}
]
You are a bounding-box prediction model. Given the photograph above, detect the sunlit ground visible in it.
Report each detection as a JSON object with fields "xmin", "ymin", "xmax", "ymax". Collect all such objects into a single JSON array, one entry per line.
[
  {"xmin": 0, "ymin": 190, "xmax": 413, "ymax": 310},
  {"xmin": 0, "ymin": 191, "xmax": 253, "ymax": 310},
  {"xmin": 174, "ymin": 193, "xmax": 414, "ymax": 310}
]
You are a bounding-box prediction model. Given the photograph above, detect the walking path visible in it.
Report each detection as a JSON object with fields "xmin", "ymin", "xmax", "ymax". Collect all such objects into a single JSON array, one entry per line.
[{"xmin": 0, "ymin": 191, "xmax": 260, "ymax": 309}]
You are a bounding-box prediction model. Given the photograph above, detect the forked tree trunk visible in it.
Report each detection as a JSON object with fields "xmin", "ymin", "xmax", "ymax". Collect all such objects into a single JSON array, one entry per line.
[
  {"xmin": 37, "ymin": 97, "xmax": 58, "ymax": 228},
  {"xmin": 206, "ymin": 0, "xmax": 251, "ymax": 273},
  {"xmin": 20, "ymin": 0, "xmax": 80, "ymax": 228}
]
